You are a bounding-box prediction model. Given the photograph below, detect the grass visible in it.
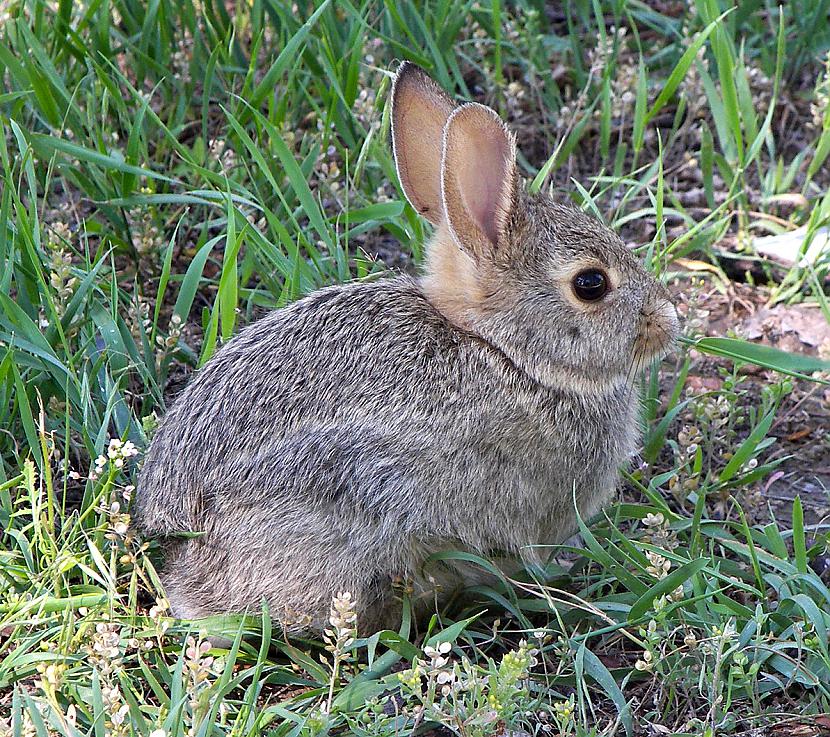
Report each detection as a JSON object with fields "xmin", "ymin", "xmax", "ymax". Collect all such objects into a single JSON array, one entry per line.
[{"xmin": 1, "ymin": 0, "xmax": 830, "ymax": 734}]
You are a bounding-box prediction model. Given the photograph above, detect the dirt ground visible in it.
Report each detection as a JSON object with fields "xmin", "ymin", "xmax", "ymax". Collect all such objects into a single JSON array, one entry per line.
[{"xmin": 674, "ymin": 277, "xmax": 829, "ymax": 527}]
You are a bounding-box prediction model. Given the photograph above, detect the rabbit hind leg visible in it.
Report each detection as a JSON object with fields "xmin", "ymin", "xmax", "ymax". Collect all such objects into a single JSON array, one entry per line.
[{"xmin": 157, "ymin": 529, "xmax": 406, "ymax": 636}]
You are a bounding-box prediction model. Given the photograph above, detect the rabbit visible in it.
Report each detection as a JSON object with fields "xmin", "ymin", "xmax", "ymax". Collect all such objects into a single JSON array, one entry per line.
[{"xmin": 135, "ymin": 61, "xmax": 679, "ymax": 634}]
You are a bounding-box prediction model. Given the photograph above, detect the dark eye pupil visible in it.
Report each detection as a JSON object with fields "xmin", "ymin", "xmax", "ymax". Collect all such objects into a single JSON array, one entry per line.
[{"xmin": 573, "ymin": 270, "xmax": 608, "ymax": 301}]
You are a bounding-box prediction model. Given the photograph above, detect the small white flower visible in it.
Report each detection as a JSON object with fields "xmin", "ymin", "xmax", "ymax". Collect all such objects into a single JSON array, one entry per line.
[
  {"xmin": 634, "ymin": 649, "xmax": 654, "ymax": 671},
  {"xmin": 644, "ymin": 512, "xmax": 664, "ymax": 528},
  {"xmin": 111, "ymin": 704, "xmax": 129, "ymax": 726},
  {"xmin": 149, "ymin": 598, "xmax": 169, "ymax": 620},
  {"xmin": 684, "ymin": 633, "xmax": 697, "ymax": 648},
  {"xmin": 645, "ymin": 550, "xmax": 671, "ymax": 578}
]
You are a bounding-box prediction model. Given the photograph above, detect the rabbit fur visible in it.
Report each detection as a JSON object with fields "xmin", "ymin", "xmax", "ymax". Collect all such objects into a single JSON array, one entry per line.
[{"xmin": 135, "ymin": 62, "xmax": 679, "ymax": 633}]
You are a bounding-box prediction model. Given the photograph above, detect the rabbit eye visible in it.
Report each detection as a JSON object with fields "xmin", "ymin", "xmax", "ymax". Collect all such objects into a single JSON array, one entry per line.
[{"xmin": 572, "ymin": 269, "xmax": 608, "ymax": 302}]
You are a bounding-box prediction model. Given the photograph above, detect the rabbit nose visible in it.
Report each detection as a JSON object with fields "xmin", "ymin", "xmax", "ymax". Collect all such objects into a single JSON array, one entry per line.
[{"xmin": 637, "ymin": 296, "xmax": 680, "ymax": 360}]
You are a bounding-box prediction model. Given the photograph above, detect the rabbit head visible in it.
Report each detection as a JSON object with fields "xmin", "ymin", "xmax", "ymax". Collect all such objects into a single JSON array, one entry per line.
[{"xmin": 392, "ymin": 62, "xmax": 679, "ymax": 394}]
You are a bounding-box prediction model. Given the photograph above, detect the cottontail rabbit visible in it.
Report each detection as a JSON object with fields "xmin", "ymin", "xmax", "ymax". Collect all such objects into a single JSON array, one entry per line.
[{"xmin": 136, "ymin": 62, "xmax": 679, "ymax": 633}]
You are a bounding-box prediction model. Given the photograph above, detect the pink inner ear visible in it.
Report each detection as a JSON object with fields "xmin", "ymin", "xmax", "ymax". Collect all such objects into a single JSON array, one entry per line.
[
  {"xmin": 457, "ymin": 126, "xmax": 512, "ymax": 245},
  {"xmin": 391, "ymin": 63, "xmax": 458, "ymax": 227}
]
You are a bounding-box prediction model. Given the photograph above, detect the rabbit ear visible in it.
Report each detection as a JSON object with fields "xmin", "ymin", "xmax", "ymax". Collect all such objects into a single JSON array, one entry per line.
[
  {"xmin": 391, "ymin": 62, "xmax": 457, "ymax": 226},
  {"xmin": 441, "ymin": 103, "xmax": 518, "ymax": 258}
]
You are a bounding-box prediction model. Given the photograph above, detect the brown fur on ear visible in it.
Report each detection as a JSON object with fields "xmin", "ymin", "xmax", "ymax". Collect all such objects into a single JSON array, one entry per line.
[
  {"xmin": 391, "ymin": 62, "xmax": 457, "ymax": 225},
  {"xmin": 441, "ymin": 102, "xmax": 518, "ymax": 260}
]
